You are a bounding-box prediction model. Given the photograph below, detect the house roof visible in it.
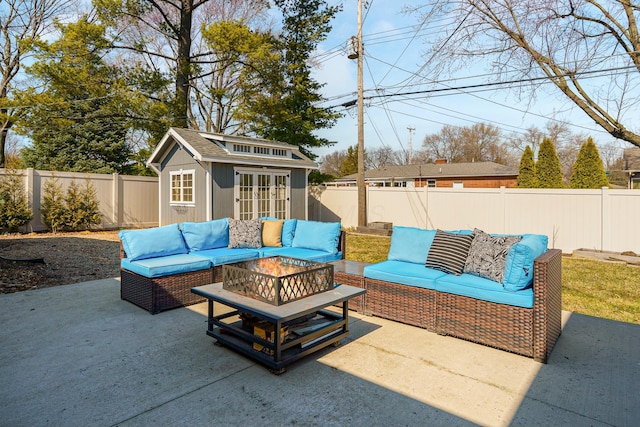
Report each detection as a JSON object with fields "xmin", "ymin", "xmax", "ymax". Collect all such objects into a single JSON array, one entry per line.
[
  {"xmin": 335, "ymin": 161, "xmax": 518, "ymax": 181},
  {"xmin": 147, "ymin": 128, "xmax": 318, "ymax": 171},
  {"xmin": 623, "ymin": 148, "xmax": 640, "ymax": 171}
]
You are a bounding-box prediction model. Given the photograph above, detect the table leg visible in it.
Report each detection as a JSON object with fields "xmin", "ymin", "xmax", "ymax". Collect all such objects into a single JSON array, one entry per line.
[{"xmin": 207, "ymin": 299, "xmax": 214, "ymax": 332}]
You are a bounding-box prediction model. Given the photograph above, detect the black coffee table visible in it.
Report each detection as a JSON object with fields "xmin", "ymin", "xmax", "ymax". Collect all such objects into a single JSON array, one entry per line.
[{"xmin": 191, "ymin": 282, "xmax": 366, "ymax": 374}]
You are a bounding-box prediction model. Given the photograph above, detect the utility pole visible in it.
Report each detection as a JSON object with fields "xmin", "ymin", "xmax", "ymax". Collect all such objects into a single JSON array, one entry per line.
[
  {"xmin": 407, "ymin": 126, "xmax": 415, "ymax": 165},
  {"xmin": 356, "ymin": 0, "xmax": 366, "ymax": 227}
]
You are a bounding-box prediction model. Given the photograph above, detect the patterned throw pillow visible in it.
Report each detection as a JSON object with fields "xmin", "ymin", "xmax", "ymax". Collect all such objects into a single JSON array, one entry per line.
[
  {"xmin": 464, "ymin": 228, "xmax": 523, "ymax": 283},
  {"xmin": 425, "ymin": 230, "xmax": 474, "ymax": 275},
  {"xmin": 228, "ymin": 218, "xmax": 263, "ymax": 249}
]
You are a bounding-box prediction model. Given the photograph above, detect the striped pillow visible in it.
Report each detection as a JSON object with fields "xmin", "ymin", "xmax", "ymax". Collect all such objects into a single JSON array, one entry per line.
[{"xmin": 425, "ymin": 230, "xmax": 474, "ymax": 275}]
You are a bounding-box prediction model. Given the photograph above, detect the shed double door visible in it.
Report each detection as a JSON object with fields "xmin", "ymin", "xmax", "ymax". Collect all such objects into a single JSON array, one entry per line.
[{"xmin": 235, "ymin": 170, "xmax": 289, "ymax": 220}]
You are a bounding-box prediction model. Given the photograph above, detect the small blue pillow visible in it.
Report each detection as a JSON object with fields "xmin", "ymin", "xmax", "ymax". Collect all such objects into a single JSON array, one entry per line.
[
  {"xmin": 291, "ymin": 220, "xmax": 340, "ymax": 253},
  {"xmin": 282, "ymin": 219, "xmax": 297, "ymax": 247},
  {"xmin": 180, "ymin": 218, "xmax": 229, "ymax": 251},
  {"xmin": 388, "ymin": 226, "xmax": 436, "ymax": 265},
  {"xmin": 503, "ymin": 234, "xmax": 548, "ymax": 291},
  {"xmin": 119, "ymin": 224, "xmax": 188, "ymax": 261}
]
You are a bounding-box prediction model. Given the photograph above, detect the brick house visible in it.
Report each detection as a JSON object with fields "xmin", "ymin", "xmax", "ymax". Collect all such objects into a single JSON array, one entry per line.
[{"xmin": 333, "ymin": 160, "xmax": 518, "ymax": 188}]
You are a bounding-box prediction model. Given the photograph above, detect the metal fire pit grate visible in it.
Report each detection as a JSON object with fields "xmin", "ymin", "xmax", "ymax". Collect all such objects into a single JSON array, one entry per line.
[{"xmin": 222, "ymin": 256, "xmax": 334, "ymax": 305}]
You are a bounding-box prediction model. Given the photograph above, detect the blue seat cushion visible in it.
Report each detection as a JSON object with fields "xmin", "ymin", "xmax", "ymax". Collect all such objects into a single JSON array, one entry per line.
[
  {"xmin": 119, "ymin": 224, "xmax": 188, "ymax": 261},
  {"xmin": 259, "ymin": 247, "xmax": 342, "ymax": 263},
  {"xmin": 435, "ymin": 273, "xmax": 534, "ymax": 308},
  {"xmin": 190, "ymin": 248, "xmax": 260, "ymax": 266},
  {"xmin": 363, "ymin": 260, "xmax": 446, "ymax": 290},
  {"xmin": 121, "ymin": 253, "xmax": 211, "ymax": 278}
]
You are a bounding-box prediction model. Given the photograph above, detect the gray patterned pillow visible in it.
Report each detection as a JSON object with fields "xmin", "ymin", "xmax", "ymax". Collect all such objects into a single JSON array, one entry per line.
[
  {"xmin": 464, "ymin": 228, "xmax": 522, "ymax": 283},
  {"xmin": 228, "ymin": 218, "xmax": 263, "ymax": 249}
]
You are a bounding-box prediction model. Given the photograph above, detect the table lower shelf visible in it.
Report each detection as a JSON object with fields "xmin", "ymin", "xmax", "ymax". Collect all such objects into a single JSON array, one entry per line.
[{"xmin": 209, "ymin": 309, "xmax": 348, "ymax": 373}]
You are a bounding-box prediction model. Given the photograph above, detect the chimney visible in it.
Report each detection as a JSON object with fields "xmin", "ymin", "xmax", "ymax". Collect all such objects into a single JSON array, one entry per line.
[{"xmin": 435, "ymin": 158, "xmax": 447, "ymax": 165}]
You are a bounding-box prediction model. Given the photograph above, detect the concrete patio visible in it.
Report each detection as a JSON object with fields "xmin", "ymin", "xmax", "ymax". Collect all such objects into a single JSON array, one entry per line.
[{"xmin": 0, "ymin": 278, "xmax": 638, "ymax": 427}]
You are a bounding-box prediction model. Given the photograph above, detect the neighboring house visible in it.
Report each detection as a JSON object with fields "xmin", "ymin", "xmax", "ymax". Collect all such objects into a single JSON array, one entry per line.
[
  {"xmin": 331, "ymin": 160, "xmax": 518, "ymax": 188},
  {"xmin": 623, "ymin": 148, "xmax": 640, "ymax": 189},
  {"xmin": 147, "ymin": 127, "xmax": 317, "ymax": 226}
]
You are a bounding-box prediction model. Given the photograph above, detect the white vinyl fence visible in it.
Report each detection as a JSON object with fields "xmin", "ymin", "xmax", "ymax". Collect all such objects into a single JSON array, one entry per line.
[
  {"xmin": 309, "ymin": 186, "xmax": 640, "ymax": 255},
  {"xmin": 1, "ymin": 168, "xmax": 159, "ymax": 232}
]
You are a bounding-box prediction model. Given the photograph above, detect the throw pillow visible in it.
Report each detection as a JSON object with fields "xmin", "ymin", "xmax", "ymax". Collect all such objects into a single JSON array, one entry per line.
[
  {"xmin": 425, "ymin": 229, "xmax": 474, "ymax": 275},
  {"xmin": 262, "ymin": 219, "xmax": 283, "ymax": 247},
  {"xmin": 464, "ymin": 229, "xmax": 522, "ymax": 283},
  {"xmin": 228, "ymin": 218, "xmax": 263, "ymax": 249}
]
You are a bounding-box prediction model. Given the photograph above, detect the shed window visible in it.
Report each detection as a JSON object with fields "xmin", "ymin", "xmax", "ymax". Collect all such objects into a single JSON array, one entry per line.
[
  {"xmin": 233, "ymin": 144, "xmax": 251, "ymax": 153},
  {"xmin": 253, "ymin": 146, "xmax": 270, "ymax": 155},
  {"xmin": 170, "ymin": 170, "xmax": 195, "ymax": 205}
]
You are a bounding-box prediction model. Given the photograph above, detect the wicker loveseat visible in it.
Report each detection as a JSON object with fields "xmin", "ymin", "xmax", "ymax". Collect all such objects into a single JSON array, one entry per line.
[
  {"xmin": 362, "ymin": 226, "xmax": 562, "ymax": 363},
  {"xmin": 119, "ymin": 218, "xmax": 345, "ymax": 314}
]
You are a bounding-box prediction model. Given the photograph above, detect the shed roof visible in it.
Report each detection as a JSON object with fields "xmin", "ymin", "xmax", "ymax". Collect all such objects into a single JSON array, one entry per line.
[
  {"xmin": 336, "ymin": 161, "xmax": 518, "ymax": 181},
  {"xmin": 147, "ymin": 128, "xmax": 318, "ymax": 171}
]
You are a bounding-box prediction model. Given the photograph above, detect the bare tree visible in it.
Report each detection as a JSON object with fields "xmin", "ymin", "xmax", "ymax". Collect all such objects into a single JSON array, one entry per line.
[
  {"xmin": 421, "ymin": 125, "xmax": 466, "ymax": 162},
  {"xmin": 420, "ymin": 0, "xmax": 640, "ymax": 148},
  {"xmin": 366, "ymin": 146, "xmax": 397, "ymax": 169},
  {"xmin": 319, "ymin": 150, "xmax": 346, "ymax": 177},
  {"xmin": 0, "ymin": 0, "xmax": 74, "ymax": 167},
  {"xmin": 96, "ymin": 0, "xmax": 271, "ymax": 130}
]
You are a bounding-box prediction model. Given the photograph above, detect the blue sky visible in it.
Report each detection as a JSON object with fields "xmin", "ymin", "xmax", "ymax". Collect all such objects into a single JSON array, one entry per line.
[{"xmin": 311, "ymin": 1, "xmax": 632, "ymax": 159}]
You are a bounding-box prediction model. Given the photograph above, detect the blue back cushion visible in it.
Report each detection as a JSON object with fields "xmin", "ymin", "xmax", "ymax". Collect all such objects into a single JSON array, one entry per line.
[
  {"xmin": 282, "ymin": 219, "xmax": 297, "ymax": 247},
  {"xmin": 180, "ymin": 218, "xmax": 229, "ymax": 251},
  {"xmin": 388, "ymin": 226, "xmax": 436, "ymax": 265},
  {"xmin": 291, "ymin": 220, "xmax": 341, "ymax": 254},
  {"xmin": 503, "ymin": 234, "xmax": 548, "ymax": 291},
  {"xmin": 119, "ymin": 224, "xmax": 188, "ymax": 261}
]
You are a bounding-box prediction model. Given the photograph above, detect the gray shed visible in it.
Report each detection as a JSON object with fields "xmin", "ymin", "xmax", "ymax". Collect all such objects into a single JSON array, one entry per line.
[{"xmin": 147, "ymin": 128, "xmax": 318, "ymax": 225}]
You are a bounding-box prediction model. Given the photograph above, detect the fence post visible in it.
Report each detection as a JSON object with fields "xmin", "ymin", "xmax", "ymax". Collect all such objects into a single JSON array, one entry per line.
[
  {"xmin": 112, "ymin": 173, "xmax": 120, "ymax": 228},
  {"xmin": 25, "ymin": 168, "xmax": 35, "ymax": 233},
  {"xmin": 601, "ymin": 186, "xmax": 610, "ymax": 252}
]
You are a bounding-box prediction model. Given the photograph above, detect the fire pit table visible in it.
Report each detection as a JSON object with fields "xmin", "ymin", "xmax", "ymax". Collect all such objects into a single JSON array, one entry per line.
[{"xmin": 191, "ymin": 257, "xmax": 366, "ymax": 374}]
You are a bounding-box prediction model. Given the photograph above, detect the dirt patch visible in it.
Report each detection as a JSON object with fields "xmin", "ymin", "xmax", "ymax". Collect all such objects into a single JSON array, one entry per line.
[{"xmin": 0, "ymin": 231, "xmax": 121, "ymax": 294}]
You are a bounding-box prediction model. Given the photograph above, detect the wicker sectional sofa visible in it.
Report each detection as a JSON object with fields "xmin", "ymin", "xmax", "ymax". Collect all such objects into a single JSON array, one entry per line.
[
  {"xmin": 362, "ymin": 226, "xmax": 562, "ymax": 363},
  {"xmin": 119, "ymin": 218, "xmax": 344, "ymax": 314}
]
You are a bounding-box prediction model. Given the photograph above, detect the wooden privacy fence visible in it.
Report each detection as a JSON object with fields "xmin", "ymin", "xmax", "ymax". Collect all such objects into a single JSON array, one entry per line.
[
  {"xmin": 309, "ymin": 185, "xmax": 640, "ymax": 255},
  {"xmin": 1, "ymin": 168, "xmax": 159, "ymax": 232}
]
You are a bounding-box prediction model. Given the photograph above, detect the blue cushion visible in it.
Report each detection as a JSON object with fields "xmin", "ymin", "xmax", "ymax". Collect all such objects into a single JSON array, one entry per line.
[
  {"xmin": 119, "ymin": 224, "xmax": 188, "ymax": 261},
  {"xmin": 363, "ymin": 260, "xmax": 446, "ymax": 290},
  {"xmin": 503, "ymin": 234, "xmax": 548, "ymax": 291},
  {"xmin": 121, "ymin": 253, "xmax": 211, "ymax": 278},
  {"xmin": 291, "ymin": 220, "xmax": 341, "ymax": 254},
  {"xmin": 191, "ymin": 247, "xmax": 260, "ymax": 266},
  {"xmin": 435, "ymin": 273, "xmax": 534, "ymax": 308},
  {"xmin": 180, "ymin": 218, "xmax": 229, "ymax": 251},
  {"xmin": 282, "ymin": 219, "xmax": 297, "ymax": 247},
  {"xmin": 387, "ymin": 226, "xmax": 436, "ymax": 265},
  {"xmin": 258, "ymin": 246, "xmax": 342, "ymax": 263}
]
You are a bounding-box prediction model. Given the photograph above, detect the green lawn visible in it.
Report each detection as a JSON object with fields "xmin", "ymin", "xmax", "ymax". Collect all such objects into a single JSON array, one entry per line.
[{"xmin": 345, "ymin": 233, "xmax": 640, "ymax": 324}]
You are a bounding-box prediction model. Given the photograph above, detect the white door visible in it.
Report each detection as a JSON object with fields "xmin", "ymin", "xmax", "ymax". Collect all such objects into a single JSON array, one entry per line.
[{"xmin": 235, "ymin": 169, "xmax": 290, "ymax": 219}]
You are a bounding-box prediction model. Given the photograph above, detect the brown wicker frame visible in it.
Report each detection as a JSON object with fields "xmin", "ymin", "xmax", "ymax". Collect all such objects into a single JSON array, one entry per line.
[
  {"xmin": 119, "ymin": 230, "xmax": 346, "ymax": 315},
  {"xmin": 334, "ymin": 270, "xmax": 366, "ymax": 313},
  {"xmin": 363, "ymin": 249, "xmax": 562, "ymax": 363}
]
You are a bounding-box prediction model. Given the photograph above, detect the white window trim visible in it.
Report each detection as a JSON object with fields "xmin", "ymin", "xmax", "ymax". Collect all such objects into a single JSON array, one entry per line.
[{"xmin": 169, "ymin": 169, "xmax": 196, "ymax": 206}]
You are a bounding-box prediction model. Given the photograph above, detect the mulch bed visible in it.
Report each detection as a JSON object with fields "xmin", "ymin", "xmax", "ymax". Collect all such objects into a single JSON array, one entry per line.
[{"xmin": 0, "ymin": 231, "xmax": 121, "ymax": 294}]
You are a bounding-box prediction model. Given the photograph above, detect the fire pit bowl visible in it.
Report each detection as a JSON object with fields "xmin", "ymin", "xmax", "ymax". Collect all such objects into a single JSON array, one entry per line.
[{"xmin": 222, "ymin": 256, "xmax": 334, "ymax": 305}]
